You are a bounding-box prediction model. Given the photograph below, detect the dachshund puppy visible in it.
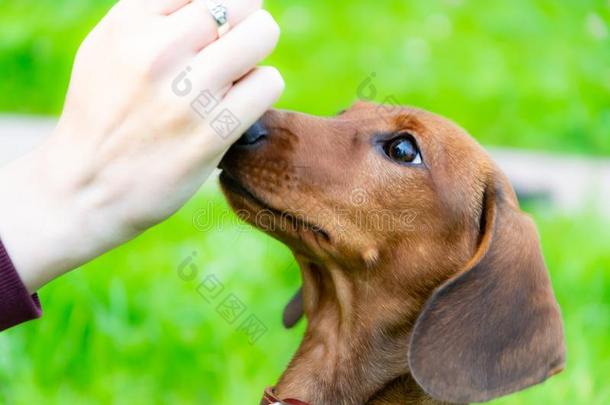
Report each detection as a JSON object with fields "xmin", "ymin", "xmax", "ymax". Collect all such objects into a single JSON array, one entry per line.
[{"xmin": 219, "ymin": 101, "xmax": 565, "ymax": 405}]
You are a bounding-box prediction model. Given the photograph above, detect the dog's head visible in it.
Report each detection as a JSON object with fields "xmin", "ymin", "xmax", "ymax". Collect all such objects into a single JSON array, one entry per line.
[{"xmin": 219, "ymin": 101, "xmax": 565, "ymax": 404}]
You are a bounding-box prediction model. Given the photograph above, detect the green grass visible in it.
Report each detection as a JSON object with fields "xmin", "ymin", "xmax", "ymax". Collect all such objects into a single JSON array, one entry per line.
[
  {"xmin": 0, "ymin": 0, "xmax": 609, "ymax": 154},
  {"xmin": 0, "ymin": 0, "xmax": 609, "ymax": 403},
  {"xmin": 0, "ymin": 185, "xmax": 609, "ymax": 404}
]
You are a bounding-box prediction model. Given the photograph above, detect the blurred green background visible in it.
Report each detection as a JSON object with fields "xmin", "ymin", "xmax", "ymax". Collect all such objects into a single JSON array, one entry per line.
[{"xmin": 0, "ymin": 0, "xmax": 609, "ymax": 404}]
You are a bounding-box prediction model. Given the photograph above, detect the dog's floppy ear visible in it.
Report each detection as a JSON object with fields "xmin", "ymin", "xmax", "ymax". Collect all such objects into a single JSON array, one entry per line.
[{"xmin": 408, "ymin": 174, "xmax": 565, "ymax": 403}]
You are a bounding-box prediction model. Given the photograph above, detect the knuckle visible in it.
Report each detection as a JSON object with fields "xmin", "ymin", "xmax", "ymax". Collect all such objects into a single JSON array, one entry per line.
[
  {"xmin": 246, "ymin": 0, "xmax": 264, "ymax": 12},
  {"xmin": 254, "ymin": 9, "xmax": 281, "ymax": 39},
  {"xmin": 262, "ymin": 67, "xmax": 285, "ymax": 95}
]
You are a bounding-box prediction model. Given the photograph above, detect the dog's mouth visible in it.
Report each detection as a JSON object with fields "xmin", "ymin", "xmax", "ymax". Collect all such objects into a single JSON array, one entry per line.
[
  {"xmin": 219, "ymin": 170, "xmax": 331, "ymax": 244},
  {"xmin": 219, "ymin": 170, "xmax": 272, "ymax": 211}
]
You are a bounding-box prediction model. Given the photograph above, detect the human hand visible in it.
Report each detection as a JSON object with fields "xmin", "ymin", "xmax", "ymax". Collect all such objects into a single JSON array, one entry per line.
[{"xmin": 0, "ymin": 0, "xmax": 284, "ymax": 292}]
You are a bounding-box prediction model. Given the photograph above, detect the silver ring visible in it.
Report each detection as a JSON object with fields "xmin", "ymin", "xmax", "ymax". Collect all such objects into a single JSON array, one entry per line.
[{"xmin": 204, "ymin": 0, "xmax": 230, "ymax": 37}]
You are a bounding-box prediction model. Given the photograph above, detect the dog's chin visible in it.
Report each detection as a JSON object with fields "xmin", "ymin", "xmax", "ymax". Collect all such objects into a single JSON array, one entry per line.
[{"xmin": 219, "ymin": 171, "xmax": 331, "ymax": 248}]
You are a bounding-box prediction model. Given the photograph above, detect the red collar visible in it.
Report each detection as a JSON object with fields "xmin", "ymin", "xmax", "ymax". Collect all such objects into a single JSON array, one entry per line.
[{"xmin": 260, "ymin": 387, "xmax": 310, "ymax": 405}]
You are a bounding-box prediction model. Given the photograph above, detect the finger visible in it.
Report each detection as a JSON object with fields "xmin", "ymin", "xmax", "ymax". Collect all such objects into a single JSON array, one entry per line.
[
  {"xmin": 128, "ymin": 0, "xmax": 193, "ymax": 15},
  {"xmin": 190, "ymin": 9, "xmax": 280, "ymax": 94},
  {"xmin": 198, "ymin": 66, "xmax": 284, "ymax": 154},
  {"xmin": 167, "ymin": 0, "xmax": 262, "ymax": 52}
]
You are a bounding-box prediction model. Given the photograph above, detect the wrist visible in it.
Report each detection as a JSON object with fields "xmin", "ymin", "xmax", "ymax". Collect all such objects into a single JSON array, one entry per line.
[{"xmin": 0, "ymin": 143, "xmax": 98, "ymax": 292}]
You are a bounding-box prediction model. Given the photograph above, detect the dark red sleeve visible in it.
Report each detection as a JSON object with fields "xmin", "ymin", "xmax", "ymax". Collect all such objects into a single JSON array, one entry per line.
[{"xmin": 0, "ymin": 238, "xmax": 42, "ymax": 331}]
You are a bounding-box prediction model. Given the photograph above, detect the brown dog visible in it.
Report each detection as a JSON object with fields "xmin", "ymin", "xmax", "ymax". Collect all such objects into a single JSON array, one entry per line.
[{"xmin": 219, "ymin": 101, "xmax": 565, "ymax": 405}]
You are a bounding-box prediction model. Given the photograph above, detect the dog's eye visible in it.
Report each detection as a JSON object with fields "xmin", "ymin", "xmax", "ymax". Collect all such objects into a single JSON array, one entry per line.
[{"xmin": 383, "ymin": 136, "xmax": 422, "ymax": 164}]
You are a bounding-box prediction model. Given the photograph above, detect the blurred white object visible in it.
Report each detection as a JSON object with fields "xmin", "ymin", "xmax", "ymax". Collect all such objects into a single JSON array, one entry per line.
[
  {"xmin": 1, "ymin": 115, "xmax": 609, "ymax": 216},
  {"xmin": 490, "ymin": 148, "xmax": 610, "ymax": 216},
  {"xmin": 0, "ymin": 115, "xmax": 54, "ymax": 165}
]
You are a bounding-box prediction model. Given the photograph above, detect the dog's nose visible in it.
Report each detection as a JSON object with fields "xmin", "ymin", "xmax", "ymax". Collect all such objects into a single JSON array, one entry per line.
[{"xmin": 236, "ymin": 120, "xmax": 268, "ymax": 146}]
